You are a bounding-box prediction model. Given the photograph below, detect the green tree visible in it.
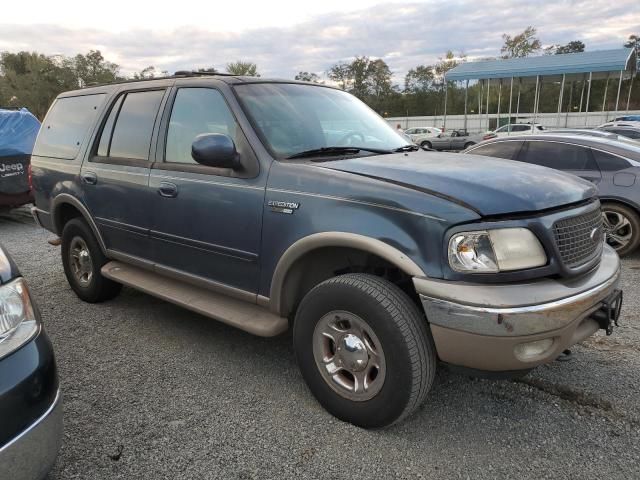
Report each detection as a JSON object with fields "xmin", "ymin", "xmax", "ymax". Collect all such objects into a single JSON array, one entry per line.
[
  {"xmin": 133, "ymin": 66, "xmax": 158, "ymax": 79},
  {"xmin": 404, "ymin": 65, "xmax": 434, "ymax": 93},
  {"xmin": 327, "ymin": 62, "xmax": 351, "ymax": 90},
  {"xmin": 69, "ymin": 50, "xmax": 120, "ymax": 86},
  {"xmin": 500, "ymin": 26, "xmax": 542, "ymax": 58},
  {"xmin": 294, "ymin": 71, "xmax": 321, "ymax": 83},
  {"xmin": 226, "ymin": 61, "xmax": 259, "ymax": 76},
  {"xmin": 545, "ymin": 40, "xmax": 585, "ymax": 55}
]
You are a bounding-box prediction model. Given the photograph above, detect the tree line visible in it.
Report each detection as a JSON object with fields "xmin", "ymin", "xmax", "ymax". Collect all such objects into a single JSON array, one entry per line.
[{"xmin": 1, "ymin": 28, "xmax": 638, "ymax": 120}]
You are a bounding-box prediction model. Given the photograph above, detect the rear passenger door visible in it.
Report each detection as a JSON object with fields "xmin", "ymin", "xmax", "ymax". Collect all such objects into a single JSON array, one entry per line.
[
  {"xmin": 517, "ymin": 141, "xmax": 602, "ymax": 184},
  {"xmin": 81, "ymin": 88, "xmax": 168, "ymax": 259}
]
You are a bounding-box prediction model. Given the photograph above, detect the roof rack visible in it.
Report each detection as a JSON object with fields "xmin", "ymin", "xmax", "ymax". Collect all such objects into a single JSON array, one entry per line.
[
  {"xmin": 173, "ymin": 70, "xmax": 237, "ymax": 77},
  {"xmin": 79, "ymin": 70, "xmax": 240, "ymax": 89}
]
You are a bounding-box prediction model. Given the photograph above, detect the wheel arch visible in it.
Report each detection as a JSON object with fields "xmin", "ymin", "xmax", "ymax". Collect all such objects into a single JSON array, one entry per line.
[
  {"xmin": 51, "ymin": 194, "xmax": 107, "ymax": 254},
  {"xmin": 599, "ymin": 196, "xmax": 640, "ymax": 215},
  {"xmin": 269, "ymin": 232, "xmax": 426, "ymax": 317}
]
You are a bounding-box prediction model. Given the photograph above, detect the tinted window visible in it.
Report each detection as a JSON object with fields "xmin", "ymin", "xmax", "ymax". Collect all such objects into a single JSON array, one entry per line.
[
  {"xmin": 165, "ymin": 88, "xmax": 237, "ymax": 164},
  {"xmin": 109, "ymin": 90, "xmax": 164, "ymax": 160},
  {"xmin": 519, "ymin": 141, "xmax": 597, "ymax": 170},
  {"xmin": 469, "ymin": 141, "xmax": 522, "ymax": 160},
  {"xmin": 611, "ymin": 129, "xmax": 640, "ymax": 139},
  {"xmin": 512, "ymin": 125, "xmax": 530, "ymax": 132},
  {"xmin": 34, "ymin": 94, "xmax": 106, "ymax": 159},
  {"xmin": 592, "ymin": 149, "xmax": 631, "ymax": 171},
  {"xmin": 96, "ymin": 95, "xmax": 124, "ymax": 157}
]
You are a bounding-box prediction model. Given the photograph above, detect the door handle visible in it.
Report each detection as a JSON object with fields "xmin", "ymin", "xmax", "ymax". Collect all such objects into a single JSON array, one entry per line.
[
  {"xmin": 158, "ymin": 182, "xmax": 178, "ymax": 198},
  {"xmin": 81, "ymin": 171, "xmax": 97, "ymax": 185}
]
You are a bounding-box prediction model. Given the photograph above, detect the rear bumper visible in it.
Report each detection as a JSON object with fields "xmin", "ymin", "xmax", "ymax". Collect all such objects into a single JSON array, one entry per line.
[
  {"xmin": 414, "ymin": 245, "xmax": 621, "ymax": 371},
  {"xmin": 0, "ymin": 390, "xmax": 62, "ymax": 480},
  {"xmin": 0, "ymin": 191, "xmax": 32, "ymax": 208}
]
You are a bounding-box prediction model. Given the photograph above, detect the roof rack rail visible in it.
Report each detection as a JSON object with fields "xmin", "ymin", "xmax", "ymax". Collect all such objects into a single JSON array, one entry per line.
[{"xmin": 173, "ymin": 70, "xmax": 237, "ymax": 77}]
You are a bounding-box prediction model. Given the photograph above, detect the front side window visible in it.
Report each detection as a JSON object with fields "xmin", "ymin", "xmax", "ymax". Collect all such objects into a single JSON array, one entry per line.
[
  {"xmin": 519, "ymin": 141, "xmax": 597, "ymax": 170},
  {"xmin": 107, "ymin": 90, "xmax": 164, "ymax": 160},
  {"xmin": 165, "ymin": 88, "xmax": 237, "ymax": 164},
  {"xmin": 234, "ymin": 83, "xmax": 407, "ymax": 159}
]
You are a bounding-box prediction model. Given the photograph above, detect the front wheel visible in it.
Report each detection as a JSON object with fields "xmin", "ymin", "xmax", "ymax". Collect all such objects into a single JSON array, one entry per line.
[
  {"xmin": 420, "ymin": 141, "xmax": 432, "ymax": 150},
  {"xmin": 601, "ymin": 203, "xmax": 640, "ymax": 256},
  {"xmin": 293, "ymin": 274, "xmax": 436, "ymax": 428},
  {"xmin": 463, "ymin": 142, "xmax": 475, "ymax": 149}
]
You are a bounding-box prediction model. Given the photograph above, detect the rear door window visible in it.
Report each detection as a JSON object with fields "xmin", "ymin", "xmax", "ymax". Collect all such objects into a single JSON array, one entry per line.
[
  {"xmin": 107, "ymin": 90, "xmax": 164, "ymax": 160},
  {"xmin": 592, "ymin": 149, "xmax": 631, "ymax": 171},
  {"xmin": 518, "ymin": 141, "xmax": 597, "ymax": 170},
  {"xmin": 468, "ymin": 141, "xmax": 523, "ymax": 160},
  {"xmin": 33, "ymin": 94, "xmax": 106, "ymax": 159}
]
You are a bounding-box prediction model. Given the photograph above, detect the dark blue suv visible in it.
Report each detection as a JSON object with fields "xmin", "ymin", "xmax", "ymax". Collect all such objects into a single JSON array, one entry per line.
[{"xmin": 30, "ymin": 74, "xmax": 622, "ymax": 428}]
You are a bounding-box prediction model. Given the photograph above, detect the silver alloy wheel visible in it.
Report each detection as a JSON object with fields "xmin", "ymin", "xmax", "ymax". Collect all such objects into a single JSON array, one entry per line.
[
  {"xmin": 312, "ymin": 311, "xmax": 386, "ymax": 402},
  {"xmin": 69, "ymin": 236, "xmax": 93, "ymax": 287},
  {"xmin": 602, "ymin": 209, "xmax": 633, "ymax": 251}
]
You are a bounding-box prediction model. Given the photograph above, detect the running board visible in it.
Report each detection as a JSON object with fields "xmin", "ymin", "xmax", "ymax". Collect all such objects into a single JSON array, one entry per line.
[{"xmin": 101, "ymin": 261, "xmax": 288, "ymax": 337}]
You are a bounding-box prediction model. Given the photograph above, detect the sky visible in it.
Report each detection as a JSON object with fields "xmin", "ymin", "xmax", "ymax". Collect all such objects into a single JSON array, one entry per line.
[{"xmin": 1, "ymin": 0, "xmax": 638, "ymax": 81}]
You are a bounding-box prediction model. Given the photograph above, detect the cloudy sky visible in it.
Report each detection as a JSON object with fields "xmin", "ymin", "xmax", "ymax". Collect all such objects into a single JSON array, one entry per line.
[{"xmin": 1, "ymin": 0, "xmax": 638, "ymax": 80}]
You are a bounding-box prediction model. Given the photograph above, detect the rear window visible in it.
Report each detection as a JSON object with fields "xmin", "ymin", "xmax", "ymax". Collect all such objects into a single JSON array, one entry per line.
[
  {"xmin": 468, "ymin": 141, "xmax": 523, "ymax": 160},
  {"xmin": 34, "ymin": 94, "xmax": 106, "ymax": 159},
  {"xmin": 592, "ymin": 149, "xmax": 631, "ymax": 171},
  {"xmin": 519, "ymin": 141, "xmax": 597, "ymax": 171}
]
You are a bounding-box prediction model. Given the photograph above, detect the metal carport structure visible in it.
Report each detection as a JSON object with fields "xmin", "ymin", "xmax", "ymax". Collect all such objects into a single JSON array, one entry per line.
[{"xmin": 443, "ymin": 48, "xmax": 637, "ymax": 132}]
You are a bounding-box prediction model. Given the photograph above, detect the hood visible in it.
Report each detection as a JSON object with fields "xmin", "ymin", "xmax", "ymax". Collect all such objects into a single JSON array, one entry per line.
[{"xmin": 320, "ymin": 151, "xmax": 596, "ymax": 216}]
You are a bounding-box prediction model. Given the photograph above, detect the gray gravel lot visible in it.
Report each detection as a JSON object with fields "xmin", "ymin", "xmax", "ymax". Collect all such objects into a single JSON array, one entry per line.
[{"xmin": 2, "ymin": 208, "xmax": 639, "ymax": 479}]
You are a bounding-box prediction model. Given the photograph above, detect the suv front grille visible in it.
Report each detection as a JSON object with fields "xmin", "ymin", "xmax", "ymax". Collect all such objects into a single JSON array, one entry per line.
[{"xmin": 553, "ymin": 207, "xmax": 604, "ymax": 268}]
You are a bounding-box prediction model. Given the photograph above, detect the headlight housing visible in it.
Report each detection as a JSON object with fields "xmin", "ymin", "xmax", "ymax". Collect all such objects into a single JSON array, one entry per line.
[
  {"xmin": 0, "ymin": 278, "xmax": 39, "ymax": 359},
  {"xmin": 448, "ymin": 228, "xmax": 547, "ymax": 273}
]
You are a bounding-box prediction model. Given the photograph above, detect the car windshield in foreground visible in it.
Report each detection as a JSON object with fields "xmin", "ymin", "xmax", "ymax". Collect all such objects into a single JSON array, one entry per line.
[{"xmin": 234, "ymin": 83, "xmax": 409, "ymax": 159}]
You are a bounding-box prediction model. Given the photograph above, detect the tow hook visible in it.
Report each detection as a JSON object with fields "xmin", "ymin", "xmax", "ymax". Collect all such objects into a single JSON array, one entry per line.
[{"xmin": 591, "ymin": 290, "xmax": 623, "ymax": 336}]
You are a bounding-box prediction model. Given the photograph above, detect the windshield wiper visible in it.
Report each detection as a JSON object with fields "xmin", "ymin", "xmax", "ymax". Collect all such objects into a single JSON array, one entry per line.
[
  {"xmin": 393, "ymin": 144, "xmax": 420, "ymax": 152},
  {"xmin": 285, "ymin": 146, "xmax": 392, "ymax": 159}
]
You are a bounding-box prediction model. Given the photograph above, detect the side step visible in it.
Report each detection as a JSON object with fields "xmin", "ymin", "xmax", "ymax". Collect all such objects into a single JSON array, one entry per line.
[{"xmin": 101, "ymin": 261, "xmax": 288, "ymax": 337}]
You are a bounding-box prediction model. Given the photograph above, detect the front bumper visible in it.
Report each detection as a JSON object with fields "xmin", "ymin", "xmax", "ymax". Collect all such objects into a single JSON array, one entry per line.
[
  {"xmin": 414, "ymin": 245, "xmax": 621, "ymax": 371},
  {"xmin": 0, "ymin": 390, "xmax": 62, "ymax": 480}
]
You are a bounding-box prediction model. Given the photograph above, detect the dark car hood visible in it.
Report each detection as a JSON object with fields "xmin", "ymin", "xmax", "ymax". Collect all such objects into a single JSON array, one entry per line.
[{"xmin": 320, "ymin": 151, "xmax": 596, "ymax": 216}]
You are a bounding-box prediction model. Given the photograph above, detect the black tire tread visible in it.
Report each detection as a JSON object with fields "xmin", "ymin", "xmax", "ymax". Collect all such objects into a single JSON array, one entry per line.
[{"xmin": 309, "ymin": 273, "xmax": 436, "ymax": 425}]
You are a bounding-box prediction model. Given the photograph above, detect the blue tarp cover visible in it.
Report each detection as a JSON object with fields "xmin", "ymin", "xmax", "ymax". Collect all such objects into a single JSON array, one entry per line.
[{"xmin": 0, "ymin": 108, "xmax": 41, "ymax": 157}]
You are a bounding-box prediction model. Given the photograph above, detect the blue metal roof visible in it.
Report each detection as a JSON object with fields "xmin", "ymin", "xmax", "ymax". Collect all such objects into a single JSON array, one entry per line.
[{"xmin": 445, "ymin": 48, "xmax": 636, "ymax": 81}]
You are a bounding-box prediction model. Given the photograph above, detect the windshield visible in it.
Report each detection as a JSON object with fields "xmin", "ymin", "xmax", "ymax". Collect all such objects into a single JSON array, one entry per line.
[{"xmin": 234, "ymin": 83, "xmax": 408, "ymax": 159}]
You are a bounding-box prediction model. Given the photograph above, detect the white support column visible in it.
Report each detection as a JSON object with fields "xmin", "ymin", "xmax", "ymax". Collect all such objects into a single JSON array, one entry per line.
[
  {"xmin": 585, "ymin": 72, "xmax": 592, "ymax": 126},
  {"xmin": 443, "ymin": 79, "xmax": 448, "ymax": 130},
  {"xmin": 516, "ymin": 79, "xmax": 521, "ymax": 124},
  {"xmin": 614, "ymin": 70, "xmax": 623, "ymax": 116},
  {"xmin": 478, "ymin": 80, "xmax": 483, "ymax": 131},
  {"xmin": 627, "ymin": 73, "xmax": 634, "ymax": 111},
  {"xmin": 497, "ymin": 80, "xmax": 502, "ymax": 129},
  {"xmin": 602, "ymin": 73, "xmax": 610, "ymax": 112},
  {"xmin": 486, "ymin": 79, "xmax": 490, "ymax": 131},
  {"xmin": 579, "ymin": 76, "xmax": 585, "ymax": 113},
  {"xmin": 464, "ymin": 79, "xmax": 469, "ymax": 132},
  {"xmin": 565, "ymin": 81, "xmax": 573, "ymax": 127},
  {"xmin": 532, "ymin": 75, "xmax": 540, "ymax": 125},
  {"xmin": 556, "ymin": 74, "xmax": 565, "ymax": 128},
  {"xmin": 508, "ymin": 77, "xmax": 514, "ymax": 133}
]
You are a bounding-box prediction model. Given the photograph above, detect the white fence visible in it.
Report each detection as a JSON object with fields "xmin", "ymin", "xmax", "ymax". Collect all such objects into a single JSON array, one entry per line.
[{"xmin": 386, "ymin": 110, "xmax": 640, "ymax": 133}]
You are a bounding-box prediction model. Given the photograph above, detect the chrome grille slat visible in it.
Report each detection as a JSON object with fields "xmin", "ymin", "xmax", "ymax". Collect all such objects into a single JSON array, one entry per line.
[{"xmin": 553, "ymin": 208, "xmax": 603, "ymax": 268}]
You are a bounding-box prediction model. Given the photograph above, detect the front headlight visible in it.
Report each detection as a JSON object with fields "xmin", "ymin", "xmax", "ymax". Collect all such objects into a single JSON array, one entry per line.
[
  {"xmin": 0, "ymin": 278, "xmax": 39, "ymax": 359},
  {"xmin": 448, "ymin": 228, "xmax": 547, "ymax": 273}
]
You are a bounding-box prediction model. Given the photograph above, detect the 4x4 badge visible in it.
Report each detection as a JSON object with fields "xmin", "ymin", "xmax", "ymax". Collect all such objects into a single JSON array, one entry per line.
[{"xmin": 268, "ymin": 200, "xmax": 300, "ymax": 214}]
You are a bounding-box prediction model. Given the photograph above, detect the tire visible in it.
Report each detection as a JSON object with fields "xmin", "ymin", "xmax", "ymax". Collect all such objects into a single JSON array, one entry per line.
[
  {"xmin": 61, "ymin": 218, "xmax": 122, "ymax": 302},
  {"xmin": 293, "ymin": 274, "xmax": 436, "ymax": 428},
  {"xmin": 601, "ymin": 202, "xmax": 640, "ymax": 257},
  {"xmin": 463, "ymin": 142, "xmax": 475, "ymax": 149},
  {"xmin": 420, "ymin": 140, "xmax": 432, "ymax": 150}
]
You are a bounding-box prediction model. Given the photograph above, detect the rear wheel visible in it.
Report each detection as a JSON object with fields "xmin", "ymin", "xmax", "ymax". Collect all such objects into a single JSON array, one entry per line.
[
  {"xmin": 420, "ymin": 140, "xmax": 432, "ymax": 150},
  {"xmin": 601, "ymin": 203, "xmax": 640, "ymax": 257},
  {"xmin": 463, "ymin": 142, "xmax": 475, "ymax": 149},
  {"xmin": 293, "ymin": 274, "xmax": 436, "ymax": 428},
  {"xmin": 61, "ymin": 218, "xmax": 122, "ymax": 302}
]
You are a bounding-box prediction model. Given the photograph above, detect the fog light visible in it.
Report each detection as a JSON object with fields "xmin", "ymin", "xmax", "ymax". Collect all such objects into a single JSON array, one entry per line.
[{"xmin": 513, "ymin": 338, "xmax": 554, "ymax": 361}]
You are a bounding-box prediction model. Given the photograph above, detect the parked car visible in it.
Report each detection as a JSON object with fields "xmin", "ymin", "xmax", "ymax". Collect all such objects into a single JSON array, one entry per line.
[
  {"xmin": 0, "ymin": 243, "xmax": 61, "ymax": 480},
  {"xmin": 598, "ymin": 125, "xmax": 640, "ymax": 141},
  {"xmin": 404, "ymin": 127, "xmax": 441, "ymax": 147},
  {"xmin": 0, "ymin": 109, "xmax": 40, "ymax": 210},
  {"xmin": 491, "ymin": 123, "xmax": 545, "ymax": 137},
  {"xmin": 422, "ymin": 129, "xmax": 492, "ymax": 150},
  {"xmin": 613, "ymin": 115, "xmax": 640, "ymax": 122},
  {"xmin": 598, "ymin": 121, "xmax": 640, "ymax": 129},
  {"xmin": 31, "ymin": 74, "xmax": 622, "ymax": 428},
  {"xmin": 466, "ymin": 134, "xmax": 640, "ymax": 255}
]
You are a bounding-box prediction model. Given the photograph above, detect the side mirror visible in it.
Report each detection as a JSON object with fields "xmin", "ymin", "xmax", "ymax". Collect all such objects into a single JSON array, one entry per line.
[{"xmin": 191, "ymin": 133, "xmax": 240, "ymax": 169}]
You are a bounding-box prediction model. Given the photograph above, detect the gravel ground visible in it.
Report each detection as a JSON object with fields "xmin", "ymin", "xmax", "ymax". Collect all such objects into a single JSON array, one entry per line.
[{"xmin": 2, "ymin": 207, "xmax": 639, "ymax": 480}]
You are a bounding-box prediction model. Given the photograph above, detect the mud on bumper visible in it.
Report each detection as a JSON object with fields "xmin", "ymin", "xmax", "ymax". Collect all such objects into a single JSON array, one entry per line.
[{"xmin": 414, "ymin": 245, "xmax": 621, "ymax": 371}]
